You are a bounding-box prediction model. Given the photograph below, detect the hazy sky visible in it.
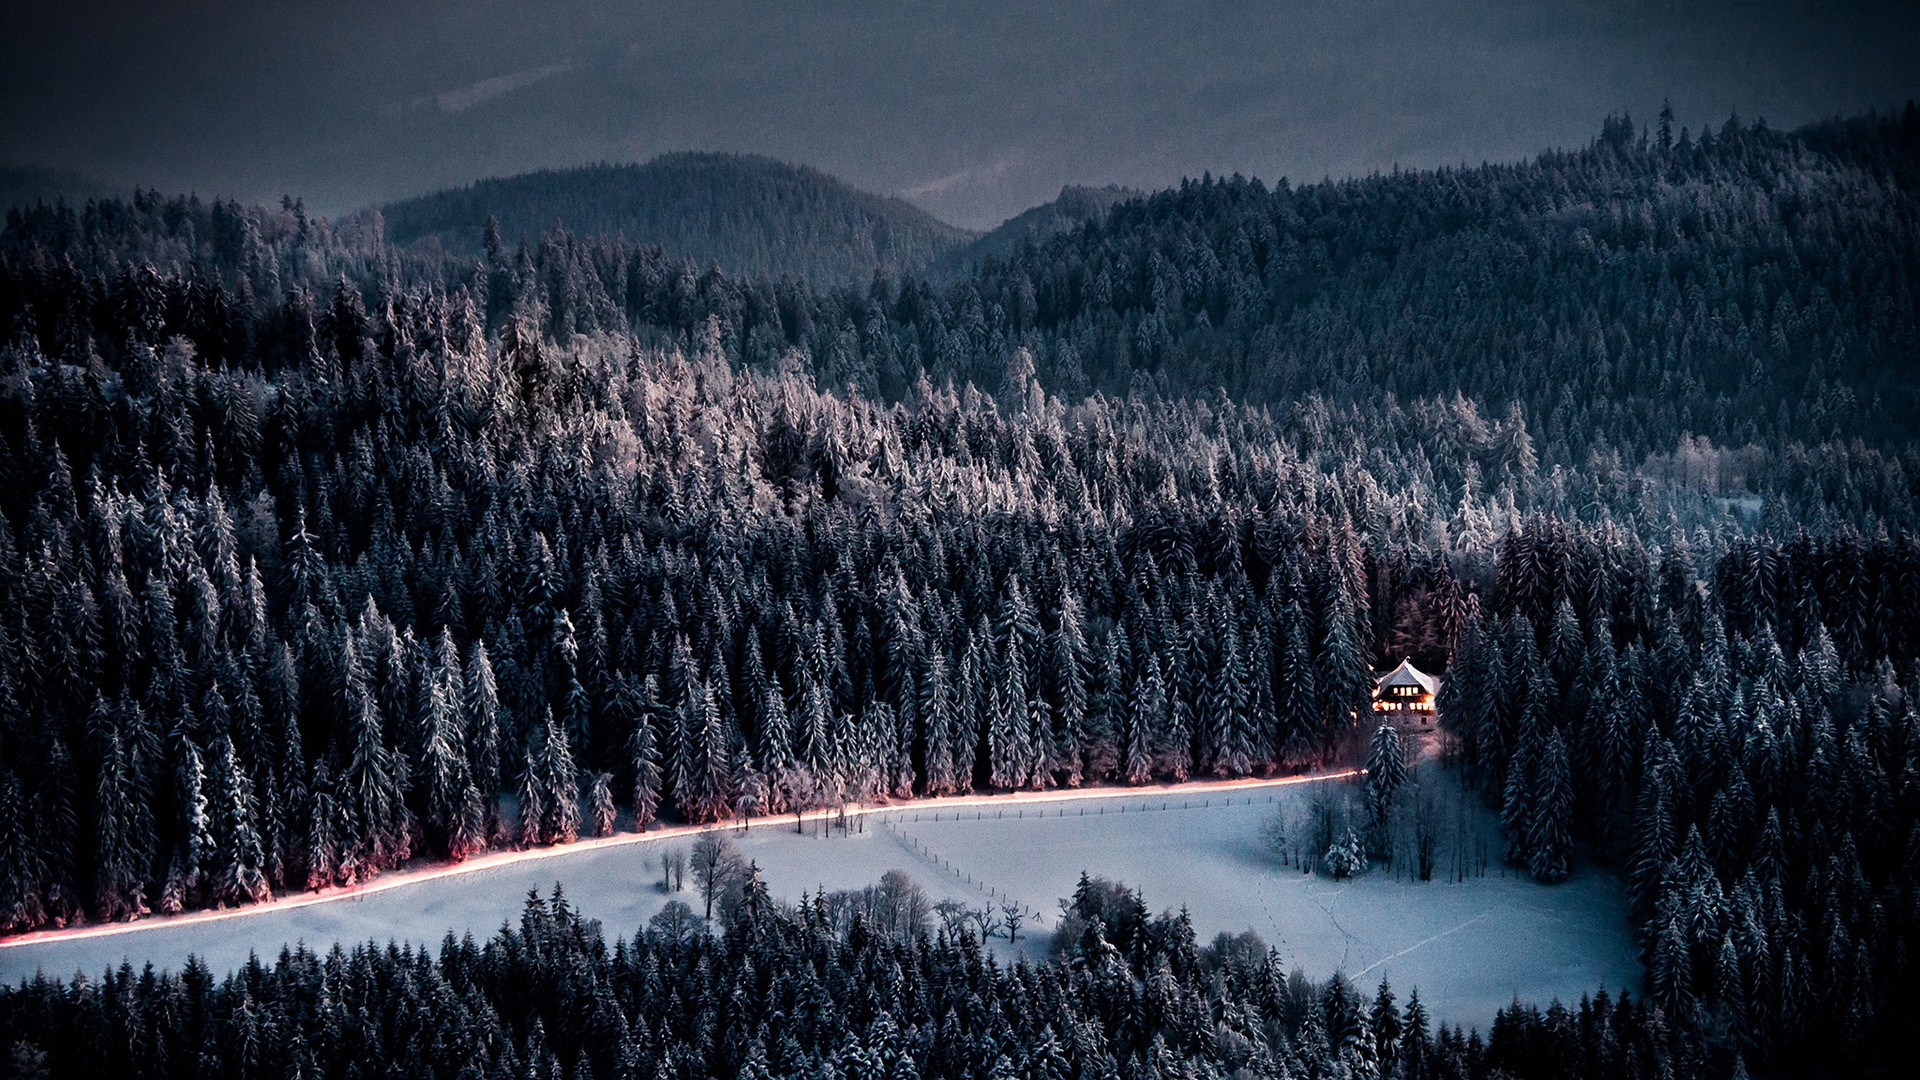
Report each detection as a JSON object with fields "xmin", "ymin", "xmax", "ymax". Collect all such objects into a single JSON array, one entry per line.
[{"xmin": 4, "ymin": 1, "xmax": 1917, "ymax": 230}]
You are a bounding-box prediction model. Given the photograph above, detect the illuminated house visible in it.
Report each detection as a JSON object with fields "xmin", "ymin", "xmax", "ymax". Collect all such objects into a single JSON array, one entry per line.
[{"xmin": 1372, "ymin": 659, "xmax": 1438, "ymax": 722}]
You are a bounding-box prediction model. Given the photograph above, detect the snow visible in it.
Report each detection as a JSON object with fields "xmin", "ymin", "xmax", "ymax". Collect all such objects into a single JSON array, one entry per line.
[
  {"xmin": 881, "ymin": 769, "xmax": 1642, "ymax": 1028},
  {"xmin": 0, "ymin": 768, "xmax": 1640, "ymax": 1034}
]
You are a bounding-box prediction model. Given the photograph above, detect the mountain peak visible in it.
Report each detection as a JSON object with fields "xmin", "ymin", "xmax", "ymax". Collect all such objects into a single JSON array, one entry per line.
[{"xmin": 381, "ymin": 153, "xmax": 976, "ymax": 286}]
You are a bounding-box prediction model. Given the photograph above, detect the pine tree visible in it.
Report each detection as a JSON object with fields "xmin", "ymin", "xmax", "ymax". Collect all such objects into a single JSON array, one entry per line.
[
  {"xmin": 1501, "ymin": 731, "xmax": 1535, "ymax": 868},
  {"xmin": 1439, "ymin": 614, "xmax": 1494, "ymax": 790},
  {"xmin": 171, "ymin": 724, "xmax": 213, "ymax": 906},
  {"xmin": 1125, "ymin": 655, "xmax": 1164, "ymax": 785},
  {"xmin": 1651, "ymin": 905, "xmax": 1694, "ymax": 1017},
  {"xmin": 1276, "ymin": 594, "xmax": 1320, "ymax": 764},
  {"xmin": 1629, "ymin": 736, "xmax": 1675, "ymax": 918},
  {"xmin": 626, "ymin": 674, "xmax": 663, "ymax": 830},
  {"xmin": 90, "ymin": 704, "xmax": 151, "ymax": 921},
  {"xmin": 919, "ymin": 650, "xmax": 961, "ymax": 797},
  {"xmin": 1527, "ymin": 728, "xmax": 1572, "ymax": 883},
  {"xmin": 1365, "ymin": 722, "xmax": 1407, "ymax": 859},
  {"xmin": 1050, "ymin": 589, "xmax": 1089, "ymax": 787},
  {"xmin": 1208, "ymin": 619, "xmax": 1253, "ymax": 778},
  {"xmin": 208, "ymin": 734, "xmax": 271, "ymax": 908},
  {"xmin": 421, "ymin": 629, "xmax": 478, "ymax": 859},
  {"xmin": 795, "ymin": 675, "xmax": 833, "ymax": 791},
  {"xmin": 340, "ymin": 634, "xmax": 409, "ymax": 872},
  {"xmin": 1083, "ymin": 629, "xmax": 1124, "ymax": 784},
  {"xmin": 1316, "ymin": 569, "xmax": 1371, "ymax": 735},
  {"xmin": 1401, "ymin": 988, "xmax": 1430, "ymax": 1079},
  {"xmin": 954, "ymin": 626, "xmax": 988, "ymax": 789},
  {"xmin": 681, "ymin": 680, "xmax": 731, "ymax": 823},
  {"xmin": 516, "ymin": 743, "xmax": 545, "ymax": 849},
  {"xmin": 754, "ymin": 681, "xmax": 794, "ymax": 793},
  {"xmin": 0, "ymin": 770, "xmax": 47, "ymax": 933},
  {"xmin": 304, "ymin": 762, "xmax": 339, "ymax": 891},
  {"xmin": 988, "ymin": 626, "xmax": 1031, "ymax": 790},
  {"xmin": 1370, "ymin": 978, "xmax": 1403, "ymax": 1075},
  {"xmin": 588, "ymin": 772, "xmax": 616, "ymax": 837},
  {"xmin": 535, "ymin": 709, "xmax": 581, "ymax": 844},
  {"xmin": 464, "ymin": 640, "xmax": 503, "ymax": 804}
]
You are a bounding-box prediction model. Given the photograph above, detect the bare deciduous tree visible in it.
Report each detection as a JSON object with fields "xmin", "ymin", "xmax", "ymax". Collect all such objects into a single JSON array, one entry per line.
[
  {"xmin": 1000, "ymin": 901, "xmax": 1025, "ymax": 943},
  {"xmin": 691, "ymin": 833, "xmax": 741, "ymax": 921},
  {"xmin": 1413, "ymin": 788, "xmax": 1441, "ymax": 882}
]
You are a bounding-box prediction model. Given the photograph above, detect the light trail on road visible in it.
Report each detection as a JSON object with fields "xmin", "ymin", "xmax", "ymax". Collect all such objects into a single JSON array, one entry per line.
[{"xmin": 0, "ymin": 768, "xmax": 1358, "ymax": 951}]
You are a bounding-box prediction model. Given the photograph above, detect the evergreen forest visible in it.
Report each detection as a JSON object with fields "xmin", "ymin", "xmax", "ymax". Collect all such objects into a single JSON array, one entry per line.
[{"xmin": 1, "ymin": 108, "xmax": 1918, "ymax": 1077}]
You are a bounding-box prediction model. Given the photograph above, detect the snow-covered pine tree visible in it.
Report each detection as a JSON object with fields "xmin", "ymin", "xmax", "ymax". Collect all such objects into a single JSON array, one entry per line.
[
  {"xmin": 1501, "ymin": 730, "xmax": 1536, "ymax": 868},
  {"xmin": 918, "ymin": 650, "xmax": 960, "ymax": 796},
  {"xmin": 0, "ymin": 770, "xmax": 47, "ymax": 933},
  {"xmin": 304, "ymin": 762, "xmax": 338, "ymax": 891},
  {"xmin": 686, "ymin": 680, "xmax": 731, "ymax": 823},
  {"xmin": 1628, "ymin": 733, "xmax": 1675, "ymax": 918},
  {"xmin": 1208, "ymin": 617, "xmax": 1252, "ymax": 778},
  {"xmin": 90, "ymin": 713, "xmax": 150, "ymax": 921},
  {"xmin": 516, "ymin": 742, "xmax": 545, "ymax": 848},
  {"xmin": 208, "ymin": 733, "xmax": 271, "ymax": 907},
  {"xmin": 988, "ymin": 601, "xmax": 1032, "ymax": 790},
  {"xmin": 588, "ymin": 772, "xmax": 616, "ymax": 837},
  {"xmin": 1049, "ymin": 588, "xmax": 1088, "ymax": 787},
  {"xmin": 170, "ymin": 723, "xmax": 213, "ymax": 906},
  {"xmin": 1527, "ymin": 727, "xmax": 1572, "ymax": 882},
  {"xmin": 1082, "ymin": 629, "xmax": 1122, "ymax": 785},
  {"xmin": 1437, "ymin": 613, "xmax": 1492, "ymax": 790},
  {"xmin": 1315, "ymin": 564, "xmax": 1372, "ymax": 737},
  {"xmin": 626, "ymin": 674, "xmax": 664, "ymax": 829},
  {"xmin": 1276, "ymin": 590, "xmax": 1320, "ymax": 765},
  {"xmin": 1160, "ymin": 640, "xmax": 1194, "ymax": 782},
  {"xmin": 464, "ymin": 640, "xmax": 502, "ymax": 803},
  {"xmin": 537, "ymin": 709, "xmax": 581, "ymax": 844},
  {"xmin": 341, "ymin": 632, "xmax": 410, "ymax": 872},
  {"xmin": 790, "ymin": 668, "xmax": 828, "ymax": 782},
  {"xmin": 1125, "ymin": 655, "xmax": 1164, "ymax": 785},
  {"xmin": 421, "ymin": 629, "xmax": 477, "ymax": 858},
  {"xmin": 1365, "ymin": 722, "xmax": 1406, "ymax": 859}
]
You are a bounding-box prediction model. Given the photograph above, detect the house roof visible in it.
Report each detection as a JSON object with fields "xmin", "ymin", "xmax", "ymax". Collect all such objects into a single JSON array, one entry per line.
[{"xmin": 1375, "ymin": 659, "xmax": 1438, "ymax": 696}]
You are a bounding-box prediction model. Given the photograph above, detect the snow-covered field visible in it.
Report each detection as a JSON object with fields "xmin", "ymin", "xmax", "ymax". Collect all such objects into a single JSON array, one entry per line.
[
  {"xmin": 883, "ymin": 772, "xmax": 1642, "ymax": 1028},
  {"xmin": 0, "ymin": 768, "xmax": 1639, "ymax": 1033}
]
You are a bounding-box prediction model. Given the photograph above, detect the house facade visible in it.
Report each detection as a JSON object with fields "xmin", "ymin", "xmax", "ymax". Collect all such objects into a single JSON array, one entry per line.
[{"xmin": 1372, "ymin": 659, "xmax": 1438, "ymax": 724}]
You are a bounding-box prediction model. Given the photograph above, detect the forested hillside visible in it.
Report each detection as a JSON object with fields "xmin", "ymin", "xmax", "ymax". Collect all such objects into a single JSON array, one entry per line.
[
  {"xmin": 1, "ymin": 109, "xmax": 1917, "ymax": 1076},
  {"xmin": 925, "ymin": 184, "xmax": 1139, "ymax": 282},
  {"xmin": 379, "ymin": 153, "xmax": 976, "ymax": 286},
  {"xmin": 0, "ymin": 167, "xmax": 113, "ymax": 217}
]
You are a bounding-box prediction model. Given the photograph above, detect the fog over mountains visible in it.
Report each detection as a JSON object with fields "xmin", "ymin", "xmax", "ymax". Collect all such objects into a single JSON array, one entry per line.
[{"xmin": 5, "ymin": 1, "xmax": 1917, "ymax": 228}]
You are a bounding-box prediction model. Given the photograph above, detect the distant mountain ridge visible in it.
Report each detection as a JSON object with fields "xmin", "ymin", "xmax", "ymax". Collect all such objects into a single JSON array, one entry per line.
[
  {"xmin": 0, "ymin": 165, "xmax": 115, "ymax": 214},
  {"xmin": 928, "ymin": 184, "xmax": 1140, "ymax": 281},
  {"xmin": 380, "ymin": 153, "xmax": 978, "ymax": 286}
]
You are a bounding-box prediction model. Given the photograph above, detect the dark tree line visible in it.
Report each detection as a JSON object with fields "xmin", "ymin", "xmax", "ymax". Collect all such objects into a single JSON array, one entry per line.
[
  {"xmin": 0, "ymin": 879, "xmax": 1714, "ymax": 1080},
  {"xmin": 1441, "ymin": 519, "xmax": 1920, "ymax": 1070}
]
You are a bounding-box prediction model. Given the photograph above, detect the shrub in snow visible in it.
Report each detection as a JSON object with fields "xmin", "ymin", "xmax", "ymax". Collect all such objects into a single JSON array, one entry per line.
[{"xmin": 1323, "ymin": 829, "xmax": 1369, "ymax": 880}]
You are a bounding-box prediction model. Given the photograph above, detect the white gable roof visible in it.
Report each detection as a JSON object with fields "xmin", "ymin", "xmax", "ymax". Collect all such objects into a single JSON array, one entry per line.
[{"xmin": 1375, "ymin": 659, "xmax": 1438, "ymax": 696}]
